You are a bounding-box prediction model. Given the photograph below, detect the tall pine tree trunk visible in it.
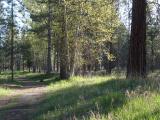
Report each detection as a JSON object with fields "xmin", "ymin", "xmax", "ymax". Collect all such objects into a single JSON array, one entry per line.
[
  {"xmin": 127, "ymin": 0, "xmax": 147, "ymax": 78},
  {"xmin": 46, "ymin": 0, "xmax": 52, "ymax": 74},
  {"xmin": 60, "ymin": 0, "xmax": 69, "ymax": 79},
  {"xmin": 150, "ymin": 35, "xmax": 154, "ymax": 72},
  {"xmin": 11, "ymin": 0, "xmax": 14, "ymax": 80},
  {"xmin": 22, "ymin": 56, "xmax": 25, "ymax": 72},
  {"xmin": 70, "ymin": 26, "xmax": 79, "ymax": 76},
  {"xmin": 56, "ymin": 37, "xmax": 60, "ymax": 73},
  {"xmin": 69, "ymin": 42, "xmax": 76, "ymax": 76}
]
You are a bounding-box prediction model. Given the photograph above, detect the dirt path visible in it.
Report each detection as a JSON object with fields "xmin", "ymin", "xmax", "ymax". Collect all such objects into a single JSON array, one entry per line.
[{"xmin": 0, "ymin": 77, "xmax": 48, "ymax": 120}]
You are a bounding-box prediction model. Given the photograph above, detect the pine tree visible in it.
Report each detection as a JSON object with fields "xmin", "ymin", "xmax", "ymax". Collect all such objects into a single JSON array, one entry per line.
[
  {"xmin": 127, "ymin": 0, "xmax": 147, "ymax": 78},
  {"xmin": 60, "ymin": 0, "xmax": 69, "ymax": 79}
]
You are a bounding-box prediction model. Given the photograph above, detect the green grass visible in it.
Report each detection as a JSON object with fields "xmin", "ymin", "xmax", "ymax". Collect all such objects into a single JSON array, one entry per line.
[
  {"xmin": 0, "ymin": 71, "xmax": 58, "ymax": 97},
  {"xmin": 0, "ymin": 88, "xmax": 11, "ymax": 97},
  {"xmin": 24, "ymin": 72, "xmax": 60, "ymax": 85},
  {"xmin": 1, "ymin": 71, "xmax": 160, "ymax": 120},
  {"xmin": 31, "ymin": 76, "xmax": 160, "ymax": 120},
  {"xmin": 0, "ymin": 71, "xmax": 35, "ymax": 97},
  {"xmin": 0, "ymin": 71, "xmax": 13, "ymax": 97},
  {"xmin": 112, "ymin": 94, "xmax": 160, "ymax": 120},
  {"xmin": 0, "ymin": 71, "xmax": 59, "ymax": 88}
]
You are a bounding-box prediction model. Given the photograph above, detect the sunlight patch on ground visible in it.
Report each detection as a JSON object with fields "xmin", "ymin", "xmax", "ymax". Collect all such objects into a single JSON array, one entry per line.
[{"xmin": 0, "ymin": 88, "xmax": 11, "ymax": 98}]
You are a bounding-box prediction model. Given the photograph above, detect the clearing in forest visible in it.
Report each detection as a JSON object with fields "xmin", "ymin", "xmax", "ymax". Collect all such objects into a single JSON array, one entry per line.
[{"xmin": 1, "ymin": 72, "xmax": 160, "ymax": 120}]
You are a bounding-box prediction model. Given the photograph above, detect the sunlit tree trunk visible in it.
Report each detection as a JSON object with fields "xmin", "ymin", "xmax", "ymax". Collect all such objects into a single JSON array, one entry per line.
[
  {"xmin": 70, "ymin": 26, "xmax": 79, "ymax": 76},
  {"xmin": 69, "ymin": 41, "xmax": 76, "ymax": 77},
  {"xmin": 55, "ymin": 36, "xmax": 60, "ymax": 73}
]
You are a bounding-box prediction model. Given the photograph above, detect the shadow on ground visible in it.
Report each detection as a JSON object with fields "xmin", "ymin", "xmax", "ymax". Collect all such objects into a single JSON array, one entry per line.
[
  {"xmin": 0, "ymin": 72, "xmax": 60, "ymax": 120},
  {"xmin": 31, "ymin": 78, "xmax": 157, "ymax": 120},
  {"xmin": 1, "ymin": 72, "xmax": 160, "ymax": 120},
  {"xmin": 0, "ymin": 72, "xmax": 60, "ymax": 89}
]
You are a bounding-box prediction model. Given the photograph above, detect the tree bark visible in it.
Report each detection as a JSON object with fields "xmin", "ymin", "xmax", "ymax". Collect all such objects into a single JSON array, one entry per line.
[
  {"xmin": 69, "ymin": 44, "xmax": 76, "ymax": 76},
  {"xmin": 107, "ymin": 42, "xmax": 113, "ymax": 75},
  {"xmin": 127, "ymin": 0, "xmax": 147, "ymax": 78},
  {"xmin": 11, "ymin": 0, "xmax": 14, "ymax": 80},
  {"xmin": 70, "ymin": 26, "xmax": 79, "ymax": 76},
  {"xmin": 22, "ymin": 57, "xmax": 25, "ymax": 72},
  {"xmin": 150, "ymin": 35, "xmax": 154, "ymax": 72},
  {"xmin": 46, "ymin": 0, "xmax": 52, "ymax": 74},
  {"xmin": 60, "ymin": 1, "xmax": 70, "ymax": 79}
]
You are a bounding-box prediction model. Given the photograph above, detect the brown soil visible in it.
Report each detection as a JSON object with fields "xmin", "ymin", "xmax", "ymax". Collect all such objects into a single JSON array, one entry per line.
[{"xmin": 0, "ymin": 77, "xmax": 48, "ymax": 120}]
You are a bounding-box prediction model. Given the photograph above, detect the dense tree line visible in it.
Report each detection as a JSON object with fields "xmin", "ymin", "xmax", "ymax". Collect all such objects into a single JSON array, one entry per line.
[{"xmin": 0, "ymin": 0, "xmax": 160, "ymax": 79}]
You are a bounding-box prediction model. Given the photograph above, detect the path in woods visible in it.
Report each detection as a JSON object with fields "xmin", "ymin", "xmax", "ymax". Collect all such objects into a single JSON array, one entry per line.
[{"xmin": 0, "ymin": 77, "xmax": 48, "ymax": 120}]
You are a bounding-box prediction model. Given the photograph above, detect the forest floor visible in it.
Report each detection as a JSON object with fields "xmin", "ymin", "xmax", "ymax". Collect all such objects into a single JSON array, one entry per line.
[
  {"xmin": 0, "ymin": 76, "xmax": 49, "ymax": 120},
  {"xmin": 0, "ymin": 72, "xmax": 160, "ymax": 120},
  {"xmin": 0, "ymin": 72, "xmax": 59, "ymax": 120}
]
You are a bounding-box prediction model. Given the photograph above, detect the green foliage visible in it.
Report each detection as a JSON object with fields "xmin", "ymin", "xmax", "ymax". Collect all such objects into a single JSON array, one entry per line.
[{"xmin": 23, "ymin": 0, "xmax": 123, "ymax": 72}]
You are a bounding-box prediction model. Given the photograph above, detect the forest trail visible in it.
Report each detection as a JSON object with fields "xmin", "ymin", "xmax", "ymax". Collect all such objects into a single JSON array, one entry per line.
[{"xmin": 0, "ymin": 77, "xmax": 48, "ymax": 120}]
